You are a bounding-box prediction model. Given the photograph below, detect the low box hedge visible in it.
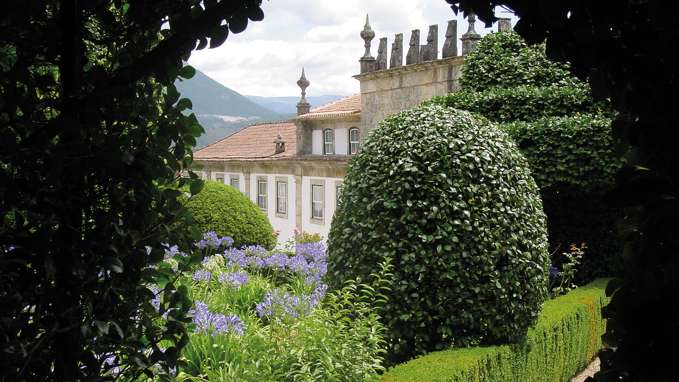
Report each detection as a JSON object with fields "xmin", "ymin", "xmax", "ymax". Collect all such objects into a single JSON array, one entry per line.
[{"xmin": 380, "ymin": 278, "xmax": 610, "ymax": 382}]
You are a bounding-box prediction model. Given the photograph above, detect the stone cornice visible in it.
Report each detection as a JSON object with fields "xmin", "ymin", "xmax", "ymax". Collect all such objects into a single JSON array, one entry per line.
[{"xmin": 353, "ymin": 55, "xmax": 464, "ymax": 81}]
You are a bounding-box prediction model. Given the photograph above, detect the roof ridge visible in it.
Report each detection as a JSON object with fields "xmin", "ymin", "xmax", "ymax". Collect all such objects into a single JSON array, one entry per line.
[
  {"xmin": 310, "ymin": 93, "xmax": 360, "ymax": 112},
  {"xmin": 194, "ymin": 120, "xmax": 295, "ymax": 153}
]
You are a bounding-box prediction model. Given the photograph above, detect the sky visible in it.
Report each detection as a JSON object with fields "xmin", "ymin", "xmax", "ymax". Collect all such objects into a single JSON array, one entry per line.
[{"xmin": 187, "ymin": 1, "xmax": 518, "ymax": 97}]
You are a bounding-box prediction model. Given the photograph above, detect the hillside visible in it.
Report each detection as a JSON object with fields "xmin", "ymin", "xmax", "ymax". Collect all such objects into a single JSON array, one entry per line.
[
  {"xmin": 175, "ymin": 69, "xmax": 283, "ymax": 147},
  {"xmin": 246, "ymin": 95, "xmax": 344, "ymax": 115}
]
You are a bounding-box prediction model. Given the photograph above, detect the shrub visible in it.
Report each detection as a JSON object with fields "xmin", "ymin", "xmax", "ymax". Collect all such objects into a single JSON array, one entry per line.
[
  {"xmin": 327, "ymin": 104, "xmax": 550, "ymax": 362},
  {"xmin": 380, "ymin": 278, "xmax": 610, "ymax": 382},
  {"xmin": 459, "ymin": 31, "xmax": 577, "ymax": 91},
  {"xmin": 430, "ymin": 31, "xmax": 623, "ymax": 283},
  {"xmin": 184, "ymin": 181, "xmax": 276, "ymax": 249}
]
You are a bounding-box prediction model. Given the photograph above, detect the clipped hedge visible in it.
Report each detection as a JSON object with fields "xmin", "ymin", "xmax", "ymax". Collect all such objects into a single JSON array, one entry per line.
[
  {"xmin": 459, "ymin": 31, "xmax": 578, "ymax": 91},
  {"xmin": 381, "ymin": 278, "xmax": 610, "ymax": 382},
  {"xmin": 327, "ymin": 104, "xmax": 549, "ymax": 363},
  {"xmin": 502, "ymin": 114, "xmax": 623, "ymax": 193},
  {"xmin": 184, "ymin": 180, "xmax": 276, "ymax": 249},
  {"xmin": 430, "ymin": 85, "xmax": 605, "ymax": 124}
]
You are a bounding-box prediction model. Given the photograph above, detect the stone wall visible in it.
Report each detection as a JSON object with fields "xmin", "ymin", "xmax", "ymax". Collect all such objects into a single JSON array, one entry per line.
[{"xmin": 354, "ymin": 55, "xmax": 463, "ymax": 133}]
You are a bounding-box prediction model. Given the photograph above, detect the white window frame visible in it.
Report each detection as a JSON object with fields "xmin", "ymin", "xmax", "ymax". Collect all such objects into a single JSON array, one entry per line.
[
  {"xmin": 310, "ymin": 180, "xmax": 325, "ymax": 223},
  {"xmin": 276, "ymin": 179, "xmax": 287, "ymax": 217},
  {"xmin": 257, "ymin": 178, "xmax": 267, "ymax": 211},
  {"xmin": 229, "ymin": 175, "xmax": 240, "ymax": 190},
  {"xmin": 214, "ymin": 172, "xmax": 225, "ymax": 183},
  {"xmin": 323, "ymin": 129, "xmax": 334, "ymax": 155},
  {"xmin": 349, "ymin": 128, "xmax": 360, "ymax": 155}
]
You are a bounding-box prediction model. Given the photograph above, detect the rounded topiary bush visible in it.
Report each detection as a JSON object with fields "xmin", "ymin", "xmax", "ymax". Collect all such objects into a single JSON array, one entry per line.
[
  {"xmin": 327, "ymin": 104, "xmax": 550, "ymax": 362},
  {"xmin": 185, "ymin": 180, "xmax": 276, "ymax": 249}
]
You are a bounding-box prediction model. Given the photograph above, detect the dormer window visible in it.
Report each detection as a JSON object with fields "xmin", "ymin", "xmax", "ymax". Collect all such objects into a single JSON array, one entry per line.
[
  {"xmin": 323, "ymin": 129, "xmax": 334, "ymax": 155},
  {"xmin": 349, "ymin": 128, "xmax": 360, "ymax": 155}
]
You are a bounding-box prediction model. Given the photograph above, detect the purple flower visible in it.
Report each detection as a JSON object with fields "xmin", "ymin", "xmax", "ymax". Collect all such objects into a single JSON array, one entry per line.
[
  {"xmin": 149, "ymin": 286, "xmax": 161, "ymax": 312},
  {"xmin": 191, "ymin": 301, "xmax": 245, "ymax": 336},
  {"xmin": 549, "ymin": 266, "xmax": 560, "ymax": 278},
  {"xmin": 218, "ymin": 272, "xmax": 249, "ymax": 288},
  {"xmin": 255, "ymin": 287, "xmax": 324, "ymax": 320},
  {"xmin": 192, "ymin": 269, "xmax": 212, "ymax": 282},
  {"xmin": 196, "ymin": 231, "xmax": 234, "ymax": 250},
  {"xmin": 163, "ymin": 244, "xmax": 187, "ymax": 259}
]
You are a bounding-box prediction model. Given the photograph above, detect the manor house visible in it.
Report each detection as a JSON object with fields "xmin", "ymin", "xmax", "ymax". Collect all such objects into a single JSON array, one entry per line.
[{"xmin": 193, "ymin": 15, "xmax": 511, "ymax": 243}]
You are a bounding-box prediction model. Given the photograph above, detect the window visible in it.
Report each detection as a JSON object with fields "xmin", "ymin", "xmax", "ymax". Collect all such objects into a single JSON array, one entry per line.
[
  {"xmin": 257, "ymin": 179, "xmax": 267, "ymax": 210},
  {"xmin": 276, "ymin": 180, "xmax": 287, "ymax": 215},
  {"xmin": 230, "ymin": 176, "xmax": 240, "ymax": 190},
  {"xmin": 335, "ymin": 183, "xmax": 344, "ymax": 208},
  {"xmin": 323, "ymin": 129, "xmax": 334, "ymax": 155},
  {"xmin": 311, "ymin": 183, "xmax": 324, "ymax": 221},
  {"xmin": 349, "ymin": 128, "xmax": 360, "ymax": 155},
  {"xmin": 215, "ymin": 173, "xmax": 225, "ymax": 183}
]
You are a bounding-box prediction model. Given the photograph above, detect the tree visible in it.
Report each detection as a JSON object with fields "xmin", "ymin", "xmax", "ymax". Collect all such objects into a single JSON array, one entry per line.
[
  {"xmin": 0, "ymin": 1, "xmax": 264, "ymax": 380},
  {"xmin": 446, "ymin": 1, "xmax": 679, "ymax": 380},
  {"xmin": 431, "ymin": 31, "xmax": 624, "ymax": 283}
]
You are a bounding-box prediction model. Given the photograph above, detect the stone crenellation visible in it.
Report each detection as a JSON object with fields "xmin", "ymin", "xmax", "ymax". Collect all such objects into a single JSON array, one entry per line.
[{"xmin": 359, "ymin": 13, "xmax": 511, "ymax": 73}]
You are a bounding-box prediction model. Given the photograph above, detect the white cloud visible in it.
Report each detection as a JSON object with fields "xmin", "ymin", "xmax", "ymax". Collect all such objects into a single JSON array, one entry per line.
[{"xmin": 187, "ymin": 1, "xmax": 517, "ymax": 97}]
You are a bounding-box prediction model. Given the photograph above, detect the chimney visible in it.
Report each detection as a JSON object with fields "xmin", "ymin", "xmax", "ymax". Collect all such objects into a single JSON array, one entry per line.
[
  {"xmin": 359, "ymin": 14, "xmax": 376, "ymax": 73},
  {"xmin": 498, "ymin": 18, "xmax": 512, "ymax": 32},
  {"xmin": 376, "ymin": 37, "xmax": 388, "ymax": 70},
  {"xmin": 461, "ymin": 12, "xmax": 481, "ymax": 55},
  {"xmin": 442, "ymin": 20, "xmax": 458, "ymax": 58},
  {"xmin": 406, "ymin": 29, "xmax": 420, "ymax": 65},
  {"xmin": 390, "ymin": 33, "xmax": 403, "ymax": 68},
  {"xmin": 296, "ymin": 68, "xmax": 310, "ymax": 116},
  {"xmin": 274, "ymin": 133, "xmax": 286, "ymax": 154}
]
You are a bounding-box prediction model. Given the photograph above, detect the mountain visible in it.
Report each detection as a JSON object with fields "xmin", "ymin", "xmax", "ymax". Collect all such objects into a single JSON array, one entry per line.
[
  {"xmin": 246, "ymin": 95, "xmax": 345, "ymax": 115},
  {"xmin": 175, "ymin": 69, "xmax": 284, "ymax": 148}
]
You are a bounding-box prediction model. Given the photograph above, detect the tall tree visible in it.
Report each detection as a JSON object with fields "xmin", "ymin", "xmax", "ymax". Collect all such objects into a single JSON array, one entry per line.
[
  {"xmin": 446, "ymin": 1, "xmax": 679, "ymax": 380},
  {"xmin": 0, "ymin": 1, "xmax": 264, "ymax": 380}
]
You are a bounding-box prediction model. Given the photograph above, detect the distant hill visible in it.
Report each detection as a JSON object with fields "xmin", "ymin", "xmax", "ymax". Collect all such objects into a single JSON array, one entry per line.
[
  {"xmin": 175, "ymin": 69, "xmax": 284, "ymax": 148},
  {"xmin": 246, "ymin": 95, "xmax": 345, "ymax": 115}
]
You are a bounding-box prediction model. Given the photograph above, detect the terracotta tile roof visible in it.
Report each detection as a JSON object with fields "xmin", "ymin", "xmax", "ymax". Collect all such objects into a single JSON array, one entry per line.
[
  {"xmin": 194, "ymin": 121, "xmax": 297, "ymax": 160},
  {"xmin": 297, "ymin": 94, "xmax": 361, "ymax": 120}
]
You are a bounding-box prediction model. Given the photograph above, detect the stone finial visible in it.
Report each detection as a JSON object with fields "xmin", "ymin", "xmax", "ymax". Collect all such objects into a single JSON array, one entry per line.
[
  {"xmin": 442, "ymin": 20, "xmax": 458, "ymax": 58},
  {"xmin": 273, "ymin": 133, "xmax": 286, "ymax": 154},
  {"xmin": 461, "ymin": 12, "xmax": 481, "ymax": 55},
  {"xmin": 390, "ymin": 33, "xmax": 403, "ymax": 68},
  {"xmin": 406, "ymin": 29, "xmax": 420, "ymax": 65},
  {"xmin": 377, "ymin": 37, "xmax": 388, "ymax": 70},
  {"xmin": 498, "ymin": 18, "xmax": 512, "ymax": 32},
  {"xmin": 359, "ymin": 14, "xmax": 377, "ymax": 73},
  {"xmin": 296, "ymin": 68, "xmax": 310, "ymax": 115}
]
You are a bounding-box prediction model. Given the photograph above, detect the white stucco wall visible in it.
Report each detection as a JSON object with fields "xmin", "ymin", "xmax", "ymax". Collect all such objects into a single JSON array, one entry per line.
[
  {"xmin": 335, "ymin": 128, "xmax": 348, "ymax": 155},
  {"xmin": 312, "ymin": 129, "xmax": 323, "ymax": 155},
  {"xmin": 249, "ymin": 173, "xmax": 297, "ymax": 244},
  {"xmin": 224, "ymin": 172, "xmax": 244, "ymax": 192},
  {"xmin": 300, "ymin": 176, "xmax": 344, "ymax": 241}
]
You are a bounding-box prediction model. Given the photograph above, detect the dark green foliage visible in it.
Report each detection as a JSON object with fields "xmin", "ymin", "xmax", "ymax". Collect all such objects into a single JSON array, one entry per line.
[
  {"xmin": 0, "ymin": 1, "xmax": 263, "ymax": 380},
  {"xmin": 432, "ymin": 85, "xmax": 603, "ymax": 123},
  {"xmin": 184, "ymin": 181, "xmax": 275, "ymax": 249},
  {"xmin": 459, "ymin": 31, "xmax": 577, "ymax": 91},
  {"xmin": 327, "ymin": 104, "xmax": 550, "ymax": 363},
  {"xmin": 502, "ymin": 115, "xmax": 622, "ymax": 192},
  {"xmin": 430, "ymin": 32, "xmax": 622, "ymax": 284},
  {"xmin": 380, "ymin": 279, "xmax": 610, "ymax": 382},
  {"xmin": 447, "ymin": 2, "xmax": 679, "ymax": 380}
]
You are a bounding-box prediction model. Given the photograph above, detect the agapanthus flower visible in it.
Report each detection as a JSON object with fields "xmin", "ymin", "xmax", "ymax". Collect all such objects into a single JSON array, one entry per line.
[
  {"xmin": 149, "ymin": 286, "xmax": 161, "ymax": 312},
  {"xmin": 255, "ymin": 288, "xmax": 322, "ymax": 320},
  {"xmin": 196, "ymin": 231, "xmax": 234, "ymax": 250},
  {"xmin": 192, "ymin": 269, "xmax": 212, "ymax": 282},
  {"xmin": 549, "ymin": 266, "xmax": 560, "ymax": 278},
  {"xmin": 191, "ymin": 301, "xmax": 245, "ymax": 336},
  {"xmin": 163, "ymin": 244, "xmax": 186, "ymax": 259},
  {"xmin": 218, "ymin": 271, "xmax": 249, "ymax": 288}
]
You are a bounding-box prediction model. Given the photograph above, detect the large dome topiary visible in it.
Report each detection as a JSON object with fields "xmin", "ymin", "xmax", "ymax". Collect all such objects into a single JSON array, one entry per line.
[
  {"xmin": 327, "ymin": 104, "xmax": 550, "ymax": 362},
  {"xmin": 185, "ymin": 180, "xmax": 276, "ymax": 249}
]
